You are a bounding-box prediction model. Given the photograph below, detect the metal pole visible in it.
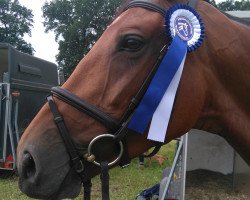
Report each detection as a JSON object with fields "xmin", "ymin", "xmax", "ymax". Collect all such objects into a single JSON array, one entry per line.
[
  {"xmin": 14, "ymin": 98, "xmax": 20, "ymax": 142},
  {"xmin": 2, "ymin": 83, "xmax": 10, "ymax": 162},
  {"xmin": 7, "ymin": 94, "xmax": 16, "ymax": 169},
  {"xmin": 180, "ymin": 133, "xmax": 188, "ymax": 200},
  {"xmin": 160, "ymin": 133, "xmax": 188, "ymax": 200},
  {"xmin": 160, "ymin": 138, "xmax": 183, "ymax": 200}
]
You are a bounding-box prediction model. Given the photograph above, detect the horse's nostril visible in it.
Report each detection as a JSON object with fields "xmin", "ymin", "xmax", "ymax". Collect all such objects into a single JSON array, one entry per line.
[{"xmin": 22, "ymin": 152, "xmax": 36, "ymax": 179}]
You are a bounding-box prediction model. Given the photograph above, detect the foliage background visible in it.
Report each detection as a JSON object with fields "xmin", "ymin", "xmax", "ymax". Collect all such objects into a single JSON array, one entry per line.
[
  {"xmin": 0, "ymin": 0, "xmax": 34, "ymax": 54},
  {"xmin": 42, "ymin": 0, "xmax": 122, "ymax": 78},
  {"xmin": 217, "ymin": 0, "xmax": 250, "ymax": 11}
]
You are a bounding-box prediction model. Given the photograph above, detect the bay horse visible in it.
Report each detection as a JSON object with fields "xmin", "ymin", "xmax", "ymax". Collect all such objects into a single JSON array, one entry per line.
[{"xmin": 17, "ymin": 0, "xmax": 250, "ymax": 199}]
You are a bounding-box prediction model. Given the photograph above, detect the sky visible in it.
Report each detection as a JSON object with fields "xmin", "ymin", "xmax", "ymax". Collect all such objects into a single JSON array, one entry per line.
[
  {"xmin": 19, "ymin": 0, "xmax": 225, "ymax": 64},
  {"xmin": 19, "ymin": 0, "xmax": 58, "ymax": 63}
]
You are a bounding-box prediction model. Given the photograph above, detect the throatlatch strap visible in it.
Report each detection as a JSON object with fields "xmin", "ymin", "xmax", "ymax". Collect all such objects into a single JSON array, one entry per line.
[
  {"xmin": 100, "ymin": 162, "xmax": 110, "ymax": 200},
  {"xmin": 143, "ymin": 143, "xmax": 162, "ymax": 158}
]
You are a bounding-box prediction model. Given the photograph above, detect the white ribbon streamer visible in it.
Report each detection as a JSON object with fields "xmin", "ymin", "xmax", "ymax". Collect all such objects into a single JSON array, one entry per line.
[{"xmin": 147, "ymin": 52, "xmax": 187, "ymax": 142}]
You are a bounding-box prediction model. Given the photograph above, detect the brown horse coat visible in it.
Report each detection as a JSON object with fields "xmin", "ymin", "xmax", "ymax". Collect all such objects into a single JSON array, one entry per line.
[{"xmin": 16, "ymin": 0, "xmax": 250, "ymax": 199}]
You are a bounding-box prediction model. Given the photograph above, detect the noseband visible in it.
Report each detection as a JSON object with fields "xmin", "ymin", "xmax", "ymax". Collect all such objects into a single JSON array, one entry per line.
[{"xmin": 47, "ymin": 1, "xmax": 198, "ymax": 199}]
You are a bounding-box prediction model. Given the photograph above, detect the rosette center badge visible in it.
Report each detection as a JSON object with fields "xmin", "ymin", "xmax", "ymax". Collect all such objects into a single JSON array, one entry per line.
[{"xmin": 175, "ymin": 16, "xmax": 194, "ymax": 41}]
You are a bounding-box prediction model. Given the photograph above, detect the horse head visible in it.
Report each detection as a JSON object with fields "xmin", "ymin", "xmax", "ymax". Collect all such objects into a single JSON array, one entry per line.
[{"xmin": 17, "ymin": 0, "xmax": 250, "ymax": 199}]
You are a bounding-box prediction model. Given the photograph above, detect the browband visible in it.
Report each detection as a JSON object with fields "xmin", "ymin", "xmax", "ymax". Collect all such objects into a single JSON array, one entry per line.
[
  {"xmin": 124, "ymin": 0, "xmax": 198, "ymax": 16},
  {"xmin": 125, "ymin": 0, "xmax": 166, "ymax": 16}
]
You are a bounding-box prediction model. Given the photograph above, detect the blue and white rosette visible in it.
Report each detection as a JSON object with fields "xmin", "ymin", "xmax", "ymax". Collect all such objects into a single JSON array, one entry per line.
[
  {"xmin": 165, "ymin": 4, "xmax": 205, "ymax": 52},
  {"xmin": 128, "ymin": 4, "xmax": 205, "ymax": 142}
]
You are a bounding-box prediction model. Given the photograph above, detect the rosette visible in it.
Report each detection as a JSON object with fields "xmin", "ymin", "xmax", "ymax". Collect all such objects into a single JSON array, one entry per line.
[
  {"xmin": 129, "ymin": 4, "xmax": 206, "ymax": 142},
  {"xmin": 165, "ymin": 4, "xmax": 205, "ymax": 52}
]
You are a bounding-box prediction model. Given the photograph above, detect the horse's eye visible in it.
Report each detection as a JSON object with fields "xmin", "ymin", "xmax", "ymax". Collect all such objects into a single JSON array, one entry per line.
[{"xmin": 120, "ymin": 36, "xmax": 144, "ymax": 52}]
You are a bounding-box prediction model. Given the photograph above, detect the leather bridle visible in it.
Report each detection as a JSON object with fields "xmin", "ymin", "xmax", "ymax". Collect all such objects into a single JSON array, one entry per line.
[{"xmin": 47, "ymin": 0, "xmax": 198, "ymax": 199}]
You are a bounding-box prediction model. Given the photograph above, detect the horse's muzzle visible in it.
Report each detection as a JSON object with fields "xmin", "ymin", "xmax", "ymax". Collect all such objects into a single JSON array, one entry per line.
[{"xmin": 16, "ymin": 128, "xmax": 82, "ymax": 199}]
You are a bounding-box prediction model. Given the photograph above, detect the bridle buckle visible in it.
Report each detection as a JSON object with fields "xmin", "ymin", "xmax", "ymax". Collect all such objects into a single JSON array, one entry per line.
[{"xmin": 83, "ymin": 153, "xmax": 96, "ymax": 163}]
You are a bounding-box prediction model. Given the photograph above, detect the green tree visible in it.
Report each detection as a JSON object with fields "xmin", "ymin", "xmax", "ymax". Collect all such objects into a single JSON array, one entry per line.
[
  {"xmin": 217, "ymin": 0, "xmax": 250, "ymax": 11},
  {"xmin": 0, "ymin": 0, "xmax": 34, "ymax": 54},
  {"xmin": 43, "ymin": 0, "xmax": 122, "ymax": 78}
]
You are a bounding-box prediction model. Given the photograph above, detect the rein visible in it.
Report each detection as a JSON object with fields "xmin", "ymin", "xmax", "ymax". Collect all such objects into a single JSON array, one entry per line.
[{"xmin": 47, "ymin": 0, "xmax": 198, "ymax": 199}]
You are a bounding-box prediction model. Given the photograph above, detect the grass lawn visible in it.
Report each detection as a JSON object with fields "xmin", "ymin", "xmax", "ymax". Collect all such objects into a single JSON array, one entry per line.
[{"xmin": 0, "ymin": 141, "xmax": 176, "ymax": 200}]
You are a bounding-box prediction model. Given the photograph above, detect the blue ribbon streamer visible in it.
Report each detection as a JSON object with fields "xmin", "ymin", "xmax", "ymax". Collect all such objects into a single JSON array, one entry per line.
[{"xmin": 128, "ymin": 35, "xmax": 187, "ymax": 134}]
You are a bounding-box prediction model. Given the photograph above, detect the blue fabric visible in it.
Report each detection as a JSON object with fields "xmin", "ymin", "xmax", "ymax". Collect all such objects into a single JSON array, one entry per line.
[{"xmin": 128, "ymin": 36, "xmax": 187, "ymax": 134}]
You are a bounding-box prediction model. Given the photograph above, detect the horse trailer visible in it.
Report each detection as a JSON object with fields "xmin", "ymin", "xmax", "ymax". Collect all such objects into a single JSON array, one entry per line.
[{"xmin": 0, "ymin": 43, "xmax": 59, "ymax": 170}]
